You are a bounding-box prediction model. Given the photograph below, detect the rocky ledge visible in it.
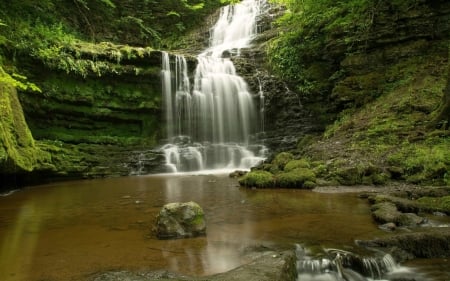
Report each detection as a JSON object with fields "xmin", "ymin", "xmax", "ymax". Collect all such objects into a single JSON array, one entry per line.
[{"xmin": 315, "ymin": 184, "xmax": 450, "ymax": 265}]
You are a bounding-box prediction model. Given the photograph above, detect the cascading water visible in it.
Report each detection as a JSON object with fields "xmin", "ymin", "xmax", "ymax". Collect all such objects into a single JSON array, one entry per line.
[
  {"xmin": 161, "ymin": 0, "xmax": 268, "ymax": 173},
  {"xmin": 295, "ymin": 245, "xmax": 424, "ymax": 281}
]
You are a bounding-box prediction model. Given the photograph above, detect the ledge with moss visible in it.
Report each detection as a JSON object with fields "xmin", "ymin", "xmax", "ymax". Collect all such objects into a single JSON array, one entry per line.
[{"xmin": 0, "ymin": 42, "xmax": 194, "ymax": 187}]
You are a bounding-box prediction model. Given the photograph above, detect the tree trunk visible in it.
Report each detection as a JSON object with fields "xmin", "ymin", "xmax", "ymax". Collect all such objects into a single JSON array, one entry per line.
[
  {"xmin": 429, "ymin": 48, "xmax": 450, "ymax": 130},
  {"xmin": 431, "ymin": 75, "xmax": 450, "ymax": 130}
]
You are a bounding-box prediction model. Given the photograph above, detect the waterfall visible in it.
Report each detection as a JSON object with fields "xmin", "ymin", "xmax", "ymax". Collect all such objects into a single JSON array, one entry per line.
[
  {"xmin": 295, "ymin": 245, "xmax": 420, "ymax": 281},
  {"xmin": 161, "ymin": 0, "xmax": 267, "ymax": 173}
]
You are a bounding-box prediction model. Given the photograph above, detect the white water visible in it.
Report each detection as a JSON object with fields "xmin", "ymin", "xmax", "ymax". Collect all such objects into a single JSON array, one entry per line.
[
  {"xmin": 161, "ymin": 0, "xmax": 267, "ymax": 173},
  {"xmin": 295, "ymin": 245, "xmax": 419, "ymax": 281}
]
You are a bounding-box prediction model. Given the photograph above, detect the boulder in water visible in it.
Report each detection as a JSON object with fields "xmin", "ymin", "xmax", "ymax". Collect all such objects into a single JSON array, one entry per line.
[{"xmin": 155, "ymin": 201, "xmax": 206, "ymax": 239}]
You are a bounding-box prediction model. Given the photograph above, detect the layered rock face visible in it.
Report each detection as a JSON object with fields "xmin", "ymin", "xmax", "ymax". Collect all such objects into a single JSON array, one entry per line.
[
  {"xmin": 233, "ymin": 5, "xmax": 324, "ymax": 153},
  {"xmin": 2, "ymin": 47, "xmax": 197, "ymax": 186},
  {"xmin": 243, "ymin": 0, "xmax": 450, "ymax": 154},
  {"xmin": 239, "ymin": 0, "xmax": 450, "ymax": 186}
]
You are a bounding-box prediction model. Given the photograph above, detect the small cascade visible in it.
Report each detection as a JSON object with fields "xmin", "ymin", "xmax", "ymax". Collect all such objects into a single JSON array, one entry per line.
[
  {"xmin": 295, "ymin": 245, "xmax": 421, "ymax": 281},
  {"xmin": 161, "ymin": 0, "xmax": 268, "ymax": 173},
  {"xmin": 257, "ymin": 76, "xmax": 265, "ymax": 133}
]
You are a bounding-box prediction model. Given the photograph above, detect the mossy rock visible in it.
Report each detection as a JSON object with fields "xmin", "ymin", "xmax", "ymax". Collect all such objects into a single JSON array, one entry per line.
[
  {"xmin": 371, "ymin": 195, "xmax": 421, "ymax": 213},
  {"xmin": 272, "ymin": 152, "xmax": 294, "ymax": 171},
  {"xmin": 276, "ymin": 168, "xmax": 316, "ymax": 189},
  {"xmin": 417, "ymin": 196, "xmax": 450, "ymax": 215},
  {"xmin": 239, "ymin": 170, "xmax": 275, "ymax": 188},
  {"xmin": 367, "ymin": 172, "xmax": 389, "ymax": 185},
  {"xmin": 155, "ymin": 201, "xmax": 206, "ymax": 239},
  {"xmin": 395, "ymin": 213, "xmax": 426, "ymax": 227},
  {"xmin": 334, "ymin": 166, "xmax": 363, "ymax": 185},
  {"xmin": 371, "ymin": 202, "xmax": 401, "ymax": 224},
  {"xmin": 284, "ymin": 159, "xmax": 310, "ymax": 172}
]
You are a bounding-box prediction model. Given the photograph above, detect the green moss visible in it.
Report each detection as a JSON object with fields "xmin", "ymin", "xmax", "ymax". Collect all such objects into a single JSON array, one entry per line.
[
  {"xmin": 303, "ymin": 181, "xmax": 316, "ymax": 189},
  {"xmin": 276, "ymin": 168, "xmax": 316, "ymax": 189},
  {"xmin": 284, "ymin": 159, "xmax": 310, "ymax": 172},
  {"xmin": 238, "ymin": 170, "xmax": 275, "ymax": 188},
  {"xmin": 417, "ymin": 196, "xmax": 450, "ymax": 214},
  {"xmin": 0, "ymin": 80, "xmax": 52, "ymax": 173},
  {"xmin": 333, "ymin": 166, "xmax": 364, "ymax": 185},
  {"xmin": 272, "ymin": 152, "xmax": 294, "ymax": 171},
  {"xmin": 18, "ymin": 70, "xmax": 162, "ymax": 146},
  {"xmin": 387, "ymin": 138, "xmax": 450, "ymax": 185}
]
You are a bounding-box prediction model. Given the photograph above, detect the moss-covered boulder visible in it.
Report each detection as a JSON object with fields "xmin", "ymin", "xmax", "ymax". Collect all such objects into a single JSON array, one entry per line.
[
  {"xmin": 239, "ymin": 170, "xmax": 275, "ymax": 188},
  {"xmin": 271, "ymin": 152, "xmax": 294, "ymax": 172},
  {"xmin": 371, "ymin": 202, "xmax": 402, "ymax": 224},
  {"xmin": 417, "ymin": 196, "xmax": 450, "ymax": 215},
  {"xmin": 284, "ymin": 159, "xmax": 310, "ymax": 172},
  {"xmin": 276, "ymin": 168, "xmax": 316, "ymax": 189},
  {"xmin": 155, "ymin": 201, "xmax": 206, "ymax": 239}
]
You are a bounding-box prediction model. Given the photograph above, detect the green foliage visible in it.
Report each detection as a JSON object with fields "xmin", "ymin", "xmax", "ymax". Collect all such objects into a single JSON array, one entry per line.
[
  {"xmin": 267, "ymin": 0, "xmax": 388, "ymax": 100},
  {"xmin": 0, "ymin": 0, "xmax": 227, "ymax": 50},
  {"xmin": 117, "ymin": 16, "xmax": 161, "ymax": 42},
  {"xmin": 74, "ymin": 0, "xmax": 116, "ymax": 9},
  {"xmin": 220, "ymin": 0, "xmax": 240, "ymax": 4},
  {"xmin": 0, "ymin": 67, "xmax": 41, "ymax": 92},
  {"xmin": 11, "ymin": 22, "xmax": 155, "ymax": 78},
  {"xmin": 238, "ymin": 170, "xmax": 275, "ymax": 188},
  {"xmin": 182, "ymin": 0, "xmax": 205, "ymax": 10}
]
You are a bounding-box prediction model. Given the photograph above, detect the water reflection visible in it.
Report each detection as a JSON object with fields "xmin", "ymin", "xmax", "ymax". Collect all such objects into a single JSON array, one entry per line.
[
  {"xmin": 0, "ymin": 175, "xmax": 448, "ymax": 281},
  {"xmin": 0, "ymin": 202, "xmax": 40, "ymax": 281}
]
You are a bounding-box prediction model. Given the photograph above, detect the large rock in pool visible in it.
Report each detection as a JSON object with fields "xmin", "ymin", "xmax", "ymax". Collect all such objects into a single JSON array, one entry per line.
[{"xmin": 155, "ymin": 201, "xmax": 206, "ymax": 239}]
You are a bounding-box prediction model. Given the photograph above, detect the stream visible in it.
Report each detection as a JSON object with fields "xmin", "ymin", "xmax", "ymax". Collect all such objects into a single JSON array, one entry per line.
[{"xmin": 1, "ymin": 174, "xmax": 449, "ymax": 281}]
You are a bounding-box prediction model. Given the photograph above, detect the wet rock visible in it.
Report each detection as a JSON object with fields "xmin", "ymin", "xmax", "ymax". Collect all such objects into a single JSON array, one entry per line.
[
  {"xmin": 396, "ymin": 213, "xmax": 427, "ymax": 227},
  {"xmin": 371, "ymin": 201, "xmax": 426, "ymax": 227},
  {"xmin": 356, "ymin": 228, "xmax": 450, "ymax": 261},
  {"xmin": 433, "ymin": 211, "xmax": 447, "ymax": 217},
  {"xmin": 87, "ymin": 250, "xmax": 296, "ymax": 281},
  {"xmin": 229, "ymin": 170, "xmax": 247, "ymax": 178},
  {"xmin": 155, "ymin": 201, "xmax": 206, "ymax": 239},
  {"xmin": 379, "ymin": 222, "xmax": 397, "ymax": 232},
  {"xmin": 371, "ymin": 195, "xmax": 421, "ymax": 213}
]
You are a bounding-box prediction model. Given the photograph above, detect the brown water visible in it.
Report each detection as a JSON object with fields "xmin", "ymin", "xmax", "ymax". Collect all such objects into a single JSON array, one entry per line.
[{"xmin": 0, "ymin": 174, "xmax": 445, "ymax": 281}]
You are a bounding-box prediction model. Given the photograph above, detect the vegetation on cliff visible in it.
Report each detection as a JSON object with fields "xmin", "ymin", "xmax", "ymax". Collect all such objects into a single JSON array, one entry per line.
[
  {"xmin": 0, "ymin": 0, "xmax": 229, "ymax": 186},
  {"xmin": 252, "ymin": 0, "xmax": 450, "ymax": 186},
  {"xmin": 0, "ymin": 69, "xmax": 53, "ymax": 174},
  {"xmin": 0, "ymin": 0, "xmax": 449, "ymax": 187}
]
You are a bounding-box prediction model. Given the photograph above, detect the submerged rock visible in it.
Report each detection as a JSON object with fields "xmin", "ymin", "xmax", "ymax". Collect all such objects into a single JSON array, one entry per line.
[{"xmin": 155, "ymin": 201, "xmax": 206, "ymax": 239}]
